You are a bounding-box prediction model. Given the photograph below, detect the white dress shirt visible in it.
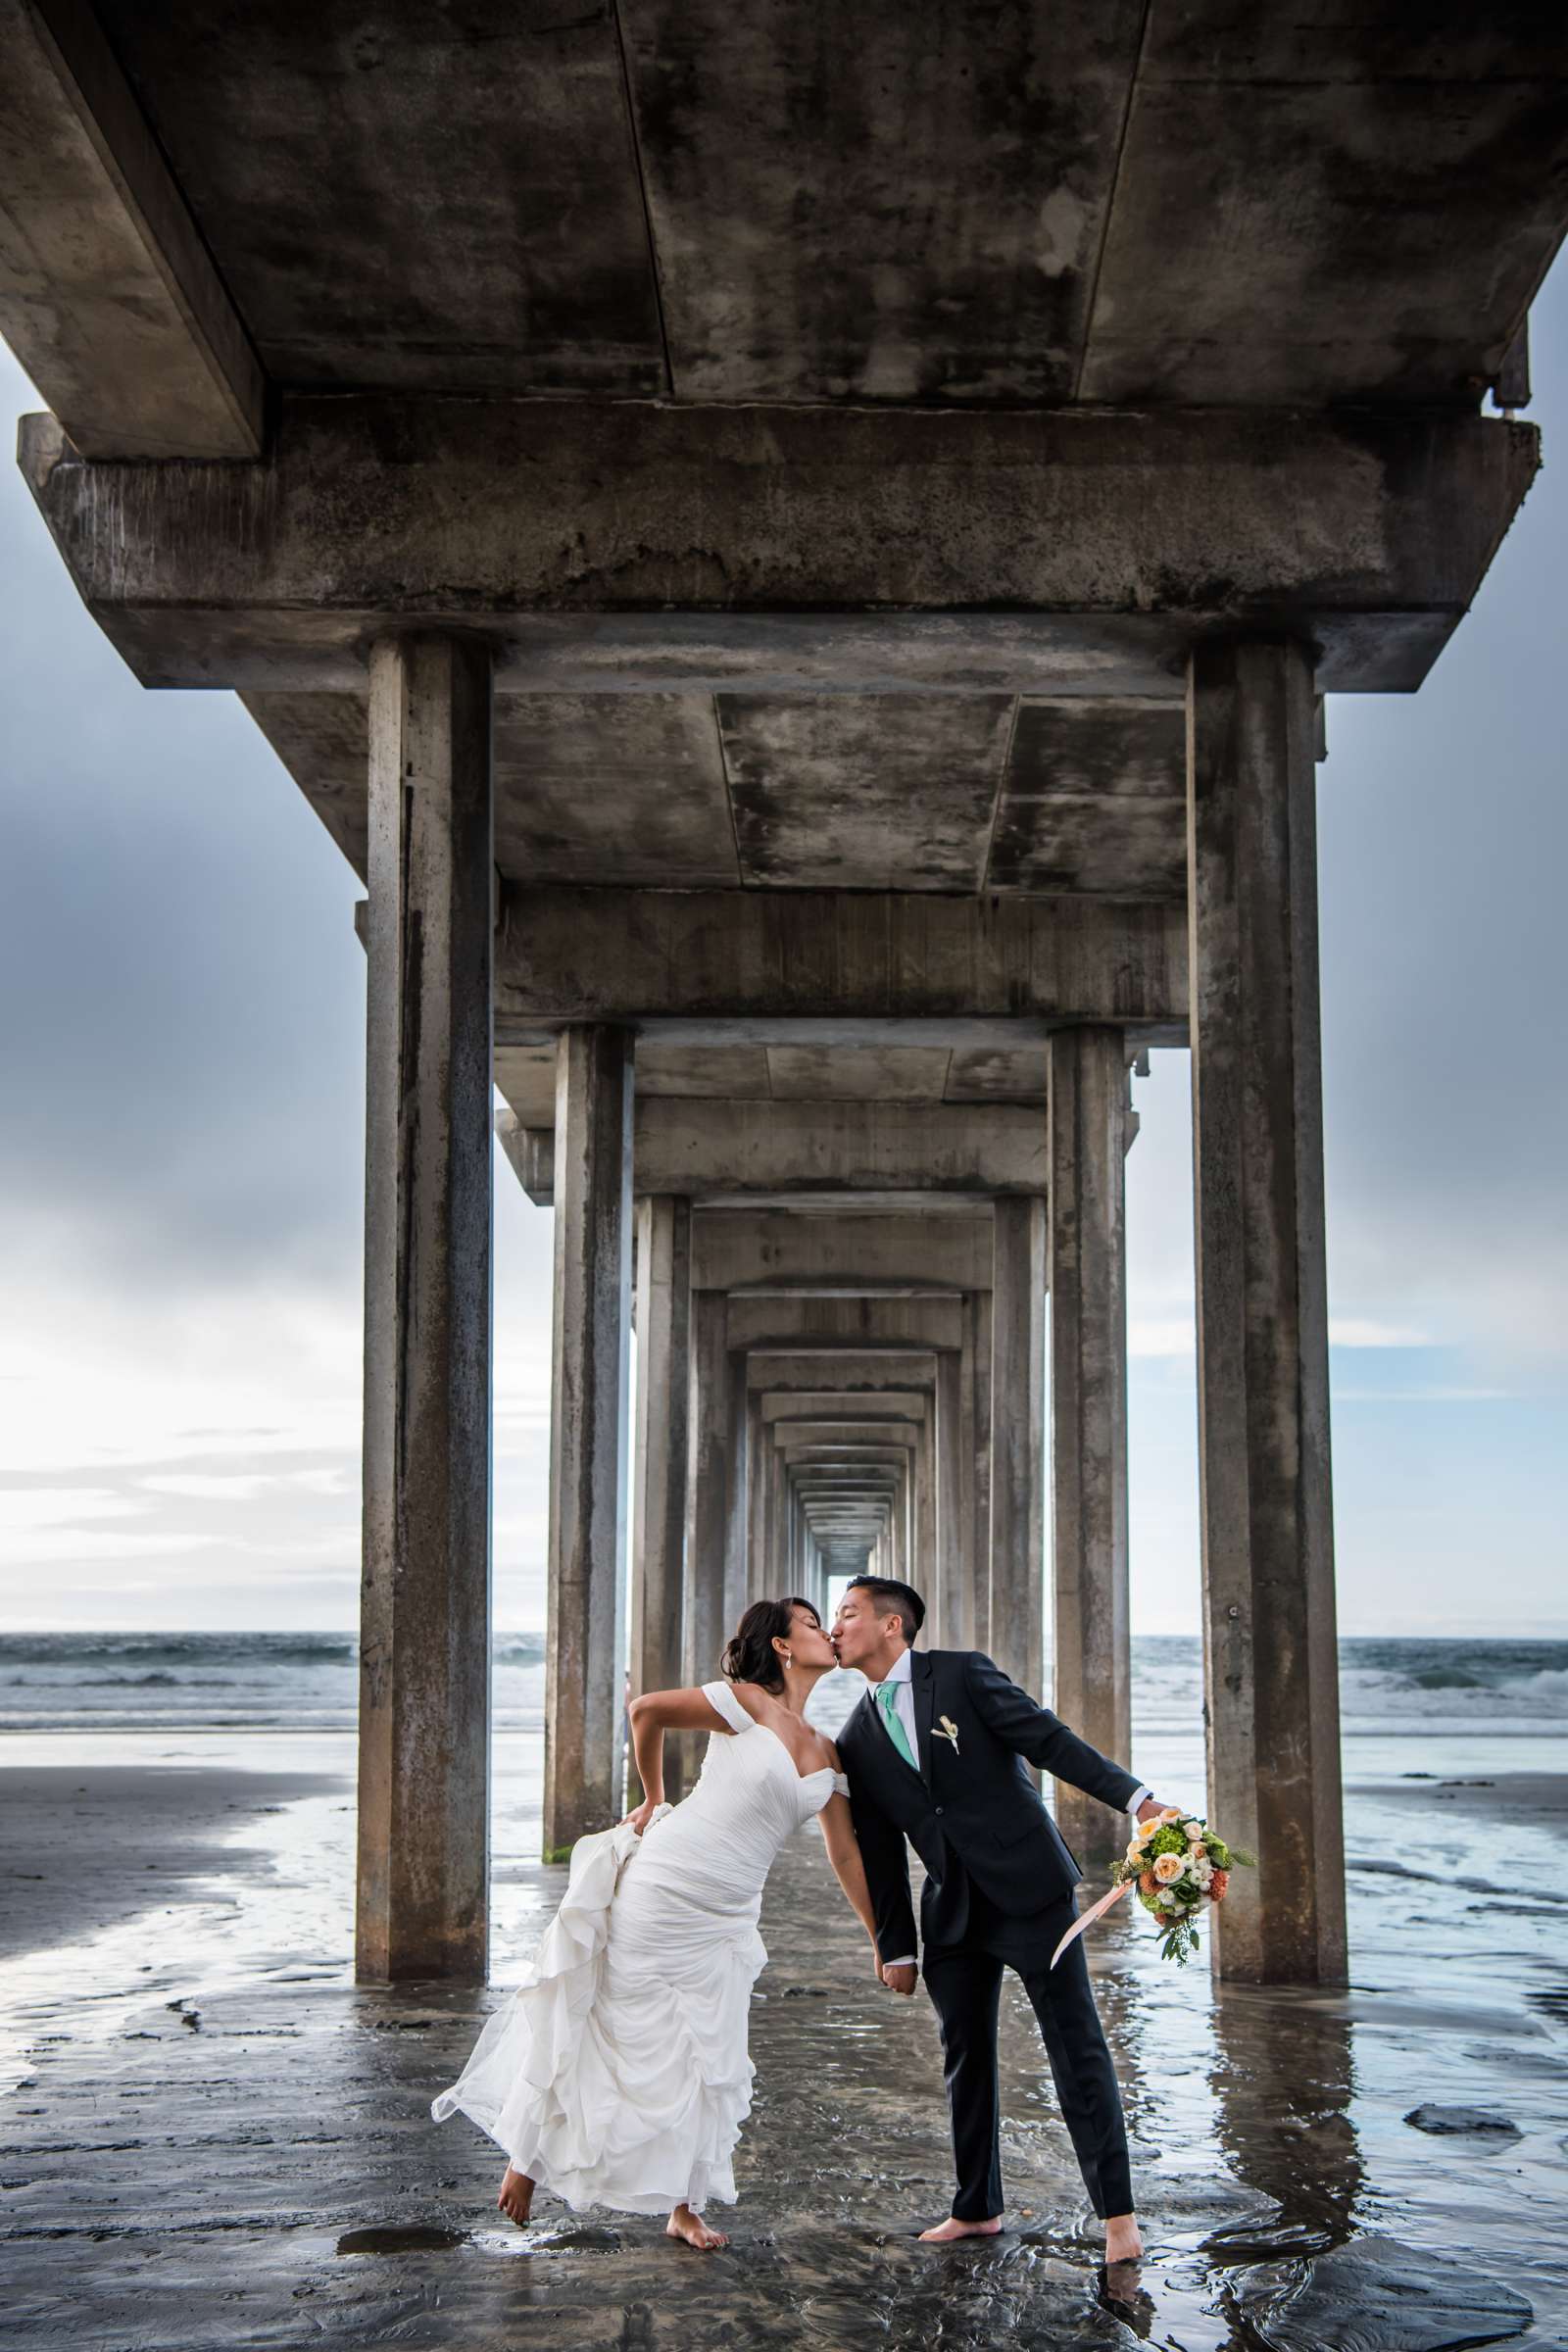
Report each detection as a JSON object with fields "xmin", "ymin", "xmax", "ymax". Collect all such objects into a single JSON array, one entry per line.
[{"xmin": 866, "ymin": 1647, "xmax": 1151, "ymax": 1968}]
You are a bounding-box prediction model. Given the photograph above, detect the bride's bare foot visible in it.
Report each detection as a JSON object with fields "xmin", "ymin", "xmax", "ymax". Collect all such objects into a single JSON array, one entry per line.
[
  {"xmin": 918, "ymin": 2215, "xmax": 1003, "ymax": 2243},
  {"xmin": 666, "ymin": 2202, "xmax": 728, "ymax": 2251},
  {"xmin": 1103, "ymin": 2211, "xmax": 1142, "ymax": 2264},
  {"xmin": 497, "ymin": 2166, "xmax": 535, "ymax": 2227}
]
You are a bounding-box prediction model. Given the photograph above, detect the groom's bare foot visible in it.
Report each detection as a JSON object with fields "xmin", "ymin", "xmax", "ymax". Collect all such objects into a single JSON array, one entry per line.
[
  {"xmin": 919, "ymin": 2215, "xmax": 1003, "ymax": 2242},
  {"xmin": 667, "ymin": 2203, "xmax": 728, "ymax": 2251},
  {"xmin": 1103, "ymin": 2212, "xmax": 1142, "ymax": 2264},
  {"xmin": 497, "ymin": 2166, "xmax": 535, "ymax": 2227}
]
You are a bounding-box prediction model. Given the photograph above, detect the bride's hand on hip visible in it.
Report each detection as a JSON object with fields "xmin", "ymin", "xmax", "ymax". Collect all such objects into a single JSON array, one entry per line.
[{"xmin": 621, "ymin": 1794, "xmax": 662, "ymax": 1837}]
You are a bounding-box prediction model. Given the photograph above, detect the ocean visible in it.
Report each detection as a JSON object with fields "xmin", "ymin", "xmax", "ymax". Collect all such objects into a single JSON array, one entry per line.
[{"xmin": 3, "ymin": 1628, "xmax": 1566, "ymax": 1742}]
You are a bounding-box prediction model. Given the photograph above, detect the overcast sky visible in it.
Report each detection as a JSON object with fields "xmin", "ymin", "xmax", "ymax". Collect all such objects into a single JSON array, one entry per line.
[{"xmin": 1, "ymin": 273, "xmax": 1564, "ymax": 1642}]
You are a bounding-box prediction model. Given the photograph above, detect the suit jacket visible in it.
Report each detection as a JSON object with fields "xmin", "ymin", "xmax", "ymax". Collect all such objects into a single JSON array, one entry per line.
[{"xmin": 839, "ymin": 1648, "xmax": 1141, "ymax": 1963}]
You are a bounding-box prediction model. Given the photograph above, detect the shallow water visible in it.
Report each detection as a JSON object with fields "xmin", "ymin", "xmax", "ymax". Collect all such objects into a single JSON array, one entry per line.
[{"xmin": 2, "ymin": 1643, "xmax": 1565, "ymax": 2348}]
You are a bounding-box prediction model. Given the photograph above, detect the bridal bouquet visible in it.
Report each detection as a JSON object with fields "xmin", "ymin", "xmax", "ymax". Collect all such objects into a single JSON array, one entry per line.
[{"xmin": 1113, "ymin": 1810, "xmax": 1255, "ymax": 1965}]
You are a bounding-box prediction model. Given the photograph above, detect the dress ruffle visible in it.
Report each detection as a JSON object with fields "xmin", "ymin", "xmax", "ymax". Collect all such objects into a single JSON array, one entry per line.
[{"xmin": 430, "ymin": 1806, "xmax": 767, "ymax": 2215}]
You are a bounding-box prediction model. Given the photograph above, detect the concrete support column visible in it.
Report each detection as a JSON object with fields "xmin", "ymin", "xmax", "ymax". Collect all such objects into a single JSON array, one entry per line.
[
  {"xmin": 747, "ymin": 1391, "xmax": 768, "ymax": 1604},
  {"xmin": 935, "ymin": 1348, "xmax": 963, "ymax": 1648},
  {"xmin": 1188, "ymin": 637, "xmax": 1347, "ymax": 1984},
  {"xmin": 358, "ymin": 634, "xmax": 494, "ymax": 1984},
  {"xmin": 1049, "ymin": 1029, "xmax": 1133, "ymax": 1866},
  {"xmin": 685, "ymin": 1293, "xmax": 730, "ymax": 1689},
  {"xmin": 630, "ymin": 1196, "xmax": 691, "ymax": 1796},
  {"xmin": 990, "ymin": 1197, "xmax": 1047, "ymax": 1699},
  {"xmin": 724, "ymin": 1356, "xmax": 751, "ymax": 1634},
  {"xmin": 543, "ymin": 1025, "xmax": 634, "ymax": 1862},
  {"xmin": 966, "ymin": 1291, "xmax": 992, "ymax": 1653},
  {"xmin": 915, "ymin": 1412, "xmax": 937, "ymax": 1612}
]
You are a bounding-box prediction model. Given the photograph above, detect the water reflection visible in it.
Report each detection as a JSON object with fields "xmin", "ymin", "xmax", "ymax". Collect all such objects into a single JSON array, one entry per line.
[{"xmin": 1205, "ymin": 1980, "xmax": 1363, "ymax": 2247}]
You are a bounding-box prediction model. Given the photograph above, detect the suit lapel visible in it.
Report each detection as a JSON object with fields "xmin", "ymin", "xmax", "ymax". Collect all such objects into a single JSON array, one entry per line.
[
  {"xmin": 911, "ymin": 1651, "xmax": 937, "ymax": 1781},
  {"xmin": 851, "ymin": 1680, "xmax": 926, "ymax": 1796}
]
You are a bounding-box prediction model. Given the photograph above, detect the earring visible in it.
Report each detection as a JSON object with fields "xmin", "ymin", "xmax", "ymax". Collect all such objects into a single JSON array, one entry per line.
[{"xmin": 781, "ymin": 1649, "xmax": 793, "ymax": 1668}]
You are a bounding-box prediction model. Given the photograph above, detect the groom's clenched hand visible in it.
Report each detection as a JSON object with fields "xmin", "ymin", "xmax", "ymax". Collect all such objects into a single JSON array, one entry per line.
[{"xmin": 880, "ymin": 1962, "xmax": 917, "ymax": 1996}]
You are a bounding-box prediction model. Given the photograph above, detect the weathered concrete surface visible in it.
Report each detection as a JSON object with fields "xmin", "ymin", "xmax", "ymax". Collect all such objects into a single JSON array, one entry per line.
[
  {"xmin": 7, "ymin": 7, "xmax": 1564, "ymax": 442},
  {"xmin": 253, "ymin": 689, "xmax": 1186, "ymax": 902},
  {"xmin": 630, "ymin": 1197, "xmax": 690, "ymax": 1796},
  {"xmin": 358, "ymin": 635, "xmax": 494, "ymax": 1985},
  {"xmin": 934, "ymin": 1345, "xmax": 964, "ymax": 1648},
  {"xmin": 495, "ymin": 887, "xmax": 1186, "ymax": 1037},
  {"xmin": 1049, "ymin": 1030, "xmax": 1133, "ymax": 1868},
  {"xmin": 0, "ymin": 0, "xmax": 264, "ymax": 456},
  {"xmin": 682, "ymin": 1293, "xmax": 731, "ymax": 1693},
  {"xmin": 964, "ymin": 1288, "xmax": 993, "ymax": 1653},
  {"xmin": 494, "ymin": 1044, "xmax": 1072, "ymax": 1124},
  {"xmin": 89, "ymin": 0, "xmax": 666, "ymax": 400},
  {"xmin": 511, "ymin": 1100, "xmax": 1053, "ymax": 1204},
  {"xmin": 761, "ymin": 1388, "xmax": 930, "ymax": 1424},
  {"xmin": 1187, "ymin": 641, "xmax": 1347, "ymax": 1986},
  {"xmin": 990, "ymin": 1196, "xmax": 1047, "ymax": 1701},
  {"xmin": 542, "ymin": 1028, "xmax": 633, "ymax": 1863},
  {"xmin": 726, "ymin": 1294, "xmax": 964, "ymax": 1354},
  {"xmin": 18, "ymin": 400, "xmax": 1540, "ymax": 693}
]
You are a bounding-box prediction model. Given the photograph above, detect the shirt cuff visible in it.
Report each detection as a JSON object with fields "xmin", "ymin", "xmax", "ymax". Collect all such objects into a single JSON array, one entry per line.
[
  {"xmin": 1126, "ymin": 1785, "xmax": 1152, "ymax": 1817},
  {"xmin": 882, "ymin": 1955, "xmax": 917, "ymax": 1968}
]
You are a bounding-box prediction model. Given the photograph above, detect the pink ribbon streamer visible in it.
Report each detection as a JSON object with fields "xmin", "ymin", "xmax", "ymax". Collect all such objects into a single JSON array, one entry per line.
[{"xmin": 1050, "ymin": 1875, "xmax": 1134, "ymax": 1969}]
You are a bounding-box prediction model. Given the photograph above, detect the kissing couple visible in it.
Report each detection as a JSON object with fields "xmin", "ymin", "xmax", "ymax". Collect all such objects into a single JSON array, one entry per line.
[{"xmin": 433, "ymin": 1575, "xmax": 1172, "ymax": 2261}]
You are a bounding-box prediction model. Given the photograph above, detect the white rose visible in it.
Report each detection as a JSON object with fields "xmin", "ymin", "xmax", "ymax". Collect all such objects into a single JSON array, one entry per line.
[{"xmin": 1152, "ymin": 1851, "xmax": 1186, "ymax": 1886}]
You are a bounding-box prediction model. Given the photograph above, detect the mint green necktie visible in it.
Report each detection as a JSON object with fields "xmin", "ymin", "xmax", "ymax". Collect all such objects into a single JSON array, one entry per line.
[{"xmin": 876, "ymin": 1679, "xmax": 918, "ymax": 1771}]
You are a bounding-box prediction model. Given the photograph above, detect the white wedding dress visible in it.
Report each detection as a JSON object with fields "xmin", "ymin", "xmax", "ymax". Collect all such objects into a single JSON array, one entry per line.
[{"xmin": 431, "ymin": 1680, "xmax": 849, "ymax": 2215}]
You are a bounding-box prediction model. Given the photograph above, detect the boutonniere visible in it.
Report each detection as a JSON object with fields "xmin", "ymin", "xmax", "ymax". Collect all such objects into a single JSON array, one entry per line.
[{"xmin": 936, "ymin": 1715, "xmax": 961, "ymax": 1756}]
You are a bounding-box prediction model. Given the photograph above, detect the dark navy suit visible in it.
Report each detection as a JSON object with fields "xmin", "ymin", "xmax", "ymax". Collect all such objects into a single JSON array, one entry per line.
[{"xmin": 839, "ymin": 1647, "xmax": 1139, "ymax": 2223}]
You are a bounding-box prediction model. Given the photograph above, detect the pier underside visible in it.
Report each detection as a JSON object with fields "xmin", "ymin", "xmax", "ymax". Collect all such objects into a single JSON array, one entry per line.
[{"xmin": 4, "ymin": 0, "xmax": 1565, "ymax": 1988}]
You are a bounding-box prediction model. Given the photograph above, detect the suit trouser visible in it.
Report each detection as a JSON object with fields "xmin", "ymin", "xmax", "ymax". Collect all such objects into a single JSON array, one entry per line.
[{"xmin": 922, "ymin": 1884, "xmax": 1133, "ymax": 2222}]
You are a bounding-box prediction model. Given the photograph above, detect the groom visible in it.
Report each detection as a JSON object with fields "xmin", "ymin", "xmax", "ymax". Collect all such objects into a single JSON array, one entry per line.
[{"xmin": 832, "ymin": 1574, "xmax": 1169, "ymax": 2262}]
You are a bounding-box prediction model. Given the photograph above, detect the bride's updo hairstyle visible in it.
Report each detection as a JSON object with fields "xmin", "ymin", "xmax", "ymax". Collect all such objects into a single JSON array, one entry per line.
[{"xmin": 721, "ymin": 1596, "xmax": 817, "ymax": 1693}]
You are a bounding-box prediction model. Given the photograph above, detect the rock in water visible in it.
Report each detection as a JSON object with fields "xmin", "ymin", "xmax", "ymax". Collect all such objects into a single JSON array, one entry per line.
[
  {"xmin": 1403, "ymin": 2105, "xmax": 1522, "ymax": 2139},
  {"xmin": 1237, "ymin": 2234, "xmax": 1533, "ymax": 2352}
]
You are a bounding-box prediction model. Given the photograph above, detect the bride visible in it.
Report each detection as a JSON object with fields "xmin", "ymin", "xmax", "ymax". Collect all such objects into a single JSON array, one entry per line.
[{"xmin": 431, "ymin": 1593, "xmax": 877, "ymax": 2250}]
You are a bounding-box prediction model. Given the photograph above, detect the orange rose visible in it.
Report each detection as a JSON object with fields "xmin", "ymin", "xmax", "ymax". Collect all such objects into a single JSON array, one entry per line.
[{"xmin": 1209, "ymin": 1869, "xmax": 1230, "ymax": 1900}]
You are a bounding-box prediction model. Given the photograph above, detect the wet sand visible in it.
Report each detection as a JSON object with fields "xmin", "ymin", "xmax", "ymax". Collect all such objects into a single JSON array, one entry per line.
[
  {"xmin": 0, "ymin": 1762, "xmax": 337, "ymax": 1963},
  {"xmin": 1, "ymin": 1755, "xmax": 1564, "ymax": 2349}
]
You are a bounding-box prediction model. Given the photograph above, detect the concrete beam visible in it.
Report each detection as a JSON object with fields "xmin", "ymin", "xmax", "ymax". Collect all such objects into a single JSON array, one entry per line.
[
  {"xmin": 691, "ymin": 1209, "xmax": 994, "ymax": 1295},
  {"xmin": 749, "ymin": 1350, "xmax": 937, "ymax": 1395},
  {"xmin": 0, "ymin": 0, "xmax": 264, "ymax": 457},
  {"xmin": 496, "ymin": 888, "xmax": 1185, "ymax": 1038},
  {"xmin": 19, "ymin": 396, "xmax": 1539, "ymax": 692},
  {"xmin": 725, "ymin": 1296, "xmax": 963, "ymax": 1354},
  {"xmin": 505, "ymin": 1100, "xmax": 1049, "ymax": 1204},
  {"xmin": 761, "ymin": 1391, "xmax": 929, "ymax": 1425},
  {"xmin": 356, "ymin": 636, "xmax": 493, "ymax": 1985}
]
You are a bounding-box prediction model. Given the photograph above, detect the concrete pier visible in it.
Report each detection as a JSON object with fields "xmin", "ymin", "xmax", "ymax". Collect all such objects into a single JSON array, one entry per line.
[
  {"xmin": 542, "ymin": 1027, "xmax": 634, "ymax": 1864},
  {"xmin": 357, "ymin": 635, "xmax": 495, "ymax": 1984},
  {"xmin": 1187, "ymin": 639, "xmax": 1348, "ymax": 1984},
  {"xmin": 684, "ymin": 1292, "xmax": 731, "ymax": 1690},
  {"xmin": 1048, "ymin": 1029, "xmax": 1134, "ymax": 1868},
  {"xmin": 5, "ymin": 11, "xmax": 1554, "ymax": 1998},
  {"xmin": 988, "ymin": 1196, "xmax": 1047, "ymax": 1699},
  {"xmin": 630, "ymin": 1195, "xmax": 691, "ymax": 1796}
]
